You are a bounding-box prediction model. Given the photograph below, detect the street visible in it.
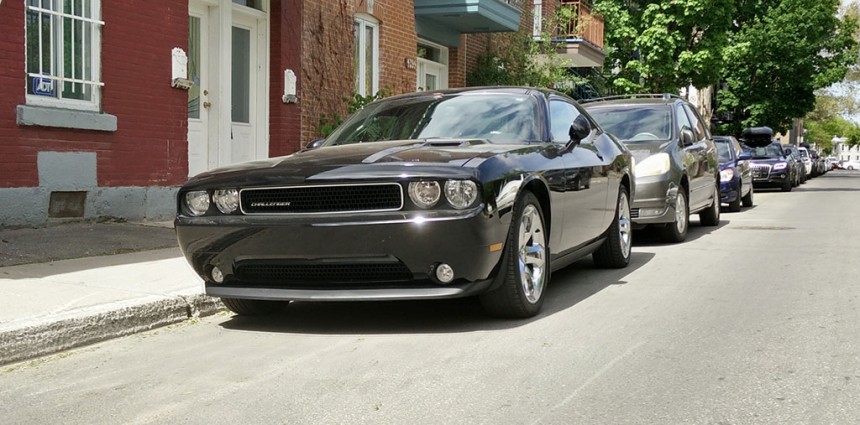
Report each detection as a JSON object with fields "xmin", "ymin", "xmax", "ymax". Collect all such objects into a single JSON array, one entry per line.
[{"xmin": 2, "ymin": 171, "xmax": 859, "ymax": 425}]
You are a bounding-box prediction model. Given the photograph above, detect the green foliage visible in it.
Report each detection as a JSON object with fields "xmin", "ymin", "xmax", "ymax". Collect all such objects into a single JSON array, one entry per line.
[
  {"xmin": 594, "ymin": 0, "xmax": 736, "ymax": 93},
  {"xmin": 465, "ymin": 9, "xmax": 574, "ymax": 90},
  {"xmin": 717, "ymin": 0, "xmax": 858, "ymax": 135}
]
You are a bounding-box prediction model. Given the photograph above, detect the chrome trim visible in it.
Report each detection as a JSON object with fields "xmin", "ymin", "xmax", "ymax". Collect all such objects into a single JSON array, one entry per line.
[
  {"xmin": 208, "ymin": 286, "xmax": 468, "ymax": 301},
  {"xmin": 239, "ymin": 182, "xmax": 405, "ymax": 215}
]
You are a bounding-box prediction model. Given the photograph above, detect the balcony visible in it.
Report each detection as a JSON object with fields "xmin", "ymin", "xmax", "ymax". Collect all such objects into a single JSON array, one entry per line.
[
  {"xmin": 554, "ymin": 0, "xmax": 605, "ymax": 67},
  {"xmin": 415, "ymin": 0, "xmax": 524, "ymax": 46}
]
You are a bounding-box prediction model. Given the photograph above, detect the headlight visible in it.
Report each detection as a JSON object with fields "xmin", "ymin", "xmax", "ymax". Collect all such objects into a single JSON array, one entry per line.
[
  {"xmin": 408, "ymin": 181, "xmax": 441, "ymax": 209},
  {"xmin": 773, "ymin": 162, "xmax": 788, "ymax": 170},
  {"xmin": 185, "ymin": 191, "xmax": 210, "ymax": 216},
  {"xmin": 213, "ymin": 189, "xmax": 240, "ymax": 214},
  {"xmin": 720, "ymin": 169, "xmax": 734, "ymax": 182},
  {"xmin": 444, "ymin": 180, "xmax": 479, "ymax": 209},
  {"xmin": 635, "ymin": 153, "xmax": 671, "ymax": 177}
]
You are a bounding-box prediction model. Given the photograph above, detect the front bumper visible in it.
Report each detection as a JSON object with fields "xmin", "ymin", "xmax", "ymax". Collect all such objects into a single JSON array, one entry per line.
[
  {"xmin": 751, "ymin": 167, "xmax": 789, "ymax": 187},
  {"xmin": 175, "ymin": 207, "xmax": 511, "ymax": 301},
  {"xmin": 720, "ymin": 178, "xmax": 740, "ymax": 203},
  {"xmin": 630, "ymin": 174, "xmax": 678, "ymax": 225}
]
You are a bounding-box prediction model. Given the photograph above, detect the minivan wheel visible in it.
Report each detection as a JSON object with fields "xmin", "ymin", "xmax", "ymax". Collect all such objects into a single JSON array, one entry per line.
[{"xmin": 660, "ymin": 189, "xmax": 688, "ymax": 243}]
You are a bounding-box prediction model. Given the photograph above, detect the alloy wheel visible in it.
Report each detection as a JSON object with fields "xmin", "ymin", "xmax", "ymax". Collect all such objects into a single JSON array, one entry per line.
[{"xmin": 518, "ymin": 204, "xmax": 546, "ymax": 304}]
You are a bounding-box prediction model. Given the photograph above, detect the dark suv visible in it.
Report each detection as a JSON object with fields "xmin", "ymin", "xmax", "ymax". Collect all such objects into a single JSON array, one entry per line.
[
  {"xmin": 583, "ymin": 94, "xmax": 720, "ymax": 243},
  {"xmin": 741, "ymin": 127, "xmax": 795, "ymax": 192}
]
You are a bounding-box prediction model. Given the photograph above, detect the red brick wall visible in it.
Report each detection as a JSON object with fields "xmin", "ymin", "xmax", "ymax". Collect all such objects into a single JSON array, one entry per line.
[
  {"xmin": 269, "ymin": 0, "xmax": 303, "ymax": 157},
  {"xmin": 0, "ymin": 0, "xmax": 189, "ymax": 188},
  {"xmin": 299, "ymin": 0, "xmax": 416, "ymax": 147}
]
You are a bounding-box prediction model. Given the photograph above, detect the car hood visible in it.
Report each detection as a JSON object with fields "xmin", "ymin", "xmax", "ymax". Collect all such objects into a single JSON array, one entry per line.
[
  {"xmin": 749, "ymin": 158, "xmax": 786, "ymax": 165},
  {"xmin": 184, "ymin": 138, "xmax": 534, "ymax": 187},
  {"xmin": 625, "ymin": 140, "xmax": 673, "ymax": 163}
]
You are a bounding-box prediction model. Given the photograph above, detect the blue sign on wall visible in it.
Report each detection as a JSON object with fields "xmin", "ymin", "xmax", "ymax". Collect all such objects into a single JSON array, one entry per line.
[{"xmin": 32, "ymin": 75, "xmax": 56, "ymax": 97}]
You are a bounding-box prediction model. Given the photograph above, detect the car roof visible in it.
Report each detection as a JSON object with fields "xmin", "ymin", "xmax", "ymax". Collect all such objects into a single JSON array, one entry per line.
[
  {"xmin": 382, "ymin": 86, "xmax": 556, "ymax": 103},
  {"xmin": 580, "ymin": 94, "xmax": 683, "ymax": 107}
]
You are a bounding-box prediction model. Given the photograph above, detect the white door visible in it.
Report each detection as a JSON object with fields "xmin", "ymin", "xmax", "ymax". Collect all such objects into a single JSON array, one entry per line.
[
  {"xmin": 187, "ymin": 3, "xmax": 211, "ymax": 177},
  {"xmin": 230, "ymin": 10, "xmax": 260, "ymax": 165},
  {"xmin": 416, "ymin": 40, "xmax": 448, "ymax": 92},
  {"xmin": 187, "ymin": 0, "xmax": 268, "ymax": 177}
]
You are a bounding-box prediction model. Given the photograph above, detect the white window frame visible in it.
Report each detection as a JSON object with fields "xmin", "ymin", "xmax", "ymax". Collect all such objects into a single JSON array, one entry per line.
[
  {"xmin": 25, "ymin": 0, "xmax": 104, "ymax": 112},
  {"xmin": 354, "ymin": 14, "xmax": 379, "ymax": 97},
  {"xmin": 532, "ymin": 0, "xmax": 543, "ymax": 38},
  {"xmin": 416, "ymin": 38, "xmax": 448, "ymax": 92}
]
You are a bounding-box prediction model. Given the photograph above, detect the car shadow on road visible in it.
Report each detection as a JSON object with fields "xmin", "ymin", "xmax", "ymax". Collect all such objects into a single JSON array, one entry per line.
[
  {"xmin": 217, "ymin": 252, "xmax": 656, "ymax": 335},
  {"xmin": 631, "ymin": 219, "xmax": 730, "ymax": 246}
]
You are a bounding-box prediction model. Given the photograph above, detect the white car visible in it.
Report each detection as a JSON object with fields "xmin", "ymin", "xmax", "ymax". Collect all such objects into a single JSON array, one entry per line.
[
  {"xmin": 797, "ymin": 147, "xmax": 813, "ymax": 176},
  {"xmin": 842, "ymin": 159, "xmax": 860, "ymax": 170}
]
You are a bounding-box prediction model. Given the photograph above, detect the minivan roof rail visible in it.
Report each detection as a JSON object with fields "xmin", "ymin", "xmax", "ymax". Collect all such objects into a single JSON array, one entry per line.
[{"xmin": 580, "ymin": 93, "xmax": 682, "ymax": 103}]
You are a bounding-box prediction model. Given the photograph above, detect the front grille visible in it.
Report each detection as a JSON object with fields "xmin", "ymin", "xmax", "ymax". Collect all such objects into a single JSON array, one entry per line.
[
  {"xmin": 234, "ymin": 261, "xmax": 414, "ymax": 288},
  {"xmin": 630, "ymin": 208, "xmax": 640, "ymax": 219},
  {"xmin": 751, "ymin": 164, "xmax": 771, "ymax": 179},
  {"xmin": 240, "ymin": 183, "xmax": 403, "ymax": 214}
]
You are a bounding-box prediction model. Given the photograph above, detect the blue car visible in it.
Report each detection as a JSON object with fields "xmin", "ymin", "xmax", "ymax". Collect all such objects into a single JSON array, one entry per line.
[{"xmin": 714, "ymin": 136, "xmax": 754, "ymax": 212}]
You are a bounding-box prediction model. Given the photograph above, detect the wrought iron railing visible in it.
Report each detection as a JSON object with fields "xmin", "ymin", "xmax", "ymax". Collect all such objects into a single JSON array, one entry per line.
[{"xmin": 557, "ymin": 0, "xmax": 604, "ymax": 49}]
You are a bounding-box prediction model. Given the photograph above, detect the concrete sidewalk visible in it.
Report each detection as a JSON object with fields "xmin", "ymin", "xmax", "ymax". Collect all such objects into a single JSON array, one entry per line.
[{"xmin": 0, "ymin": 221, "xmax": 223, "ymax": 366}]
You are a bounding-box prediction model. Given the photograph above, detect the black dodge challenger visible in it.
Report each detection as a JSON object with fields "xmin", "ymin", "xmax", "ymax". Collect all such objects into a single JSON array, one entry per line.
[{"xmin": 175, "ymin": 87, "xmax": 635, "ymax": 318}]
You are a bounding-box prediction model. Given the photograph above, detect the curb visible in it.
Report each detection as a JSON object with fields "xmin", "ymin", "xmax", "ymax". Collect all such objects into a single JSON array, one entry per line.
[{"xmin": 0, "ymin": 292, "xmax": 224, "ymax": 367}]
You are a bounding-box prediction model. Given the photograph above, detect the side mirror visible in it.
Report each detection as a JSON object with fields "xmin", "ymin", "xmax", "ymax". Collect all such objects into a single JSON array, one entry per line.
[
  {"xmin": 738, "ymin": 152, "xmax": 751, "ymax": 161},
  {"xmin": 680, "ymin": 128, "xmax": 696, "ymax": 146},
  {"xmin": 568, "ymin": 114, "xmax": 592, "ymax": 145},
  {"xmin": 305, "ymin": 138, "xmax": 326, "ymax": 150}
]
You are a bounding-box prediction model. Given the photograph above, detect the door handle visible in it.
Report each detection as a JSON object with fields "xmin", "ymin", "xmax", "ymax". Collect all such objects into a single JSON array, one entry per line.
[{"xmin": 203, "ymin": 101, "xmax": 211, "ymax": 109}]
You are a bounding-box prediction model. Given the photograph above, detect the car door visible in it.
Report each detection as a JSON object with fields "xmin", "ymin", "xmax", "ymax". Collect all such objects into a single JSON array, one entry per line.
[
  {"xmin": 731, "ymin": 137, "xmax": 752, "ymax": 195},
  {"xmin": 681, "ymin": 103, "xmax": 716, "ymax": 211},
  {"xmin": 549, "ymin": 98, "xmax": 610, "ymax": 251}
]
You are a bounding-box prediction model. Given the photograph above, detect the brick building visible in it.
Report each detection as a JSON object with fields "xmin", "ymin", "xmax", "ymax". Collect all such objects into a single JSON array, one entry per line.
[{"xmin": 0, "ymin": 0, "xmax": 602, "ymax": 227}]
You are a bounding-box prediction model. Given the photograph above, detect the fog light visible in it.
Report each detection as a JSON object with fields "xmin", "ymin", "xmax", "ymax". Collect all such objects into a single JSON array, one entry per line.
[
  {"xmin": 211, "ymin": 266, "xmax": 224, "ymax": 284},
  {"xmin": 638, "ymin": 207, "xmax": 666, "ymax": 218},
  {"xmin": 435, "ymin": 263, "xmax": 454, "ymax": 284}
]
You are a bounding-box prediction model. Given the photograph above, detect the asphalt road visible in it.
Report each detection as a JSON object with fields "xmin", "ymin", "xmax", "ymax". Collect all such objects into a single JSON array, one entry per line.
[{"xmin": 2, "ymin": 171, "xmax": 859, "ymax": 425}]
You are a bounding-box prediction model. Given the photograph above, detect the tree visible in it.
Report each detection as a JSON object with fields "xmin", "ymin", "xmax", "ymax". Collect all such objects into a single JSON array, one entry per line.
[
  {"xmin": 594, "ymin": 0, "xmax": 738, "ymax": 93},
  {"xmin": 715, "ymin": 0, "xmax": 858, "ymax": 135}
]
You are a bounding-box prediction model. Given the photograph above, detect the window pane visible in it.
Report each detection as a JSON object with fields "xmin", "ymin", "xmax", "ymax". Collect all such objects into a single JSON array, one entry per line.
[
  {"xmin": 231, "ymin": 26, "xmax": 251, "ymax": 123},
  {"xmin": 365, "ymin": 25, "xmax": 373, "ymax": 95},
  {"xmin": 354, "ymin": 22, "xmax": 360, "ymax": 94},
  {"xmin": 188, "ymin": 16, "xmax": 201, "ymax": 119},
  {"xmin": 26, "ymin": 5, "xmax": 57, "ymax": 98}
]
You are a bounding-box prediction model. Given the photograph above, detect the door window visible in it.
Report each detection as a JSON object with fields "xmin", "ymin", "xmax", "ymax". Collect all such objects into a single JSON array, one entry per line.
[
  {"xmin": 231, "ymin": 26, "xmax": 251, "ymax": 123},
  {"xmin": 675, "ymin": 103, "xmax": 692, "ymax": 134},
  {"xmin": 549, "ymin": 100, "xmax": 583, "ymax": 142},
  {"xmin": 188, "ymin": 16, "xmax": 202, "ymax": 119}
]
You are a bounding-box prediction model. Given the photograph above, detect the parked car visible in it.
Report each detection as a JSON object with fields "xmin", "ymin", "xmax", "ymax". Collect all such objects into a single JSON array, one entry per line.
[
  {"xmin": 175, "ymin": 87, "xmax": 636, "ymax": 319},
  {"xmin": 714, "ymin": 136, "xmax": 753, "ymax": 212},
  {"xmin": 742, "ymin": 127, "xmax": 794, "ymax": 192},
  {"xmin": 781, "ymin": 144, "xmax": 806, "ymax": 186},
  {"xmin": 583, "ymin": 94, "xmax": 721, "ymax": 243},
  {"xmin": 843, "ymin": 159, "xmax": 860, "ymax": 170},
  {"xmin": 797, "ymin": 147, "xmax": 814, "ymax": 178}
]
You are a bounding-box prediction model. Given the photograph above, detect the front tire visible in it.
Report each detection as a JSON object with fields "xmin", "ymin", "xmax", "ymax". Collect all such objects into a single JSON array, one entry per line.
[
  {"xmin": 660, "ymin": 189, "xmax": 689, "ymax": 243},
  {"xmin": 699, "ymin": 185, "xmax": 721, "ymax": 226},
  {"xmin": 221, "ymin": 298, "xmax": 286, "ymax": 316},
  {"xmin": 727, "ymin": 190, "xmax": 742, "ymax": 212},
  {"xmin": 741, "ymin": 184, "xmax": 754, "ymax": 207},
  {"xmin": 781, "ymin": 176, "xmax": 792, "ymax": 192},
  {"xmin": 480, "ymin": 192, "xmax": 549, "ymax": 319},
  {"xmin": 593, "ymin": 185, "xmax": 632, "ymax": 268}
]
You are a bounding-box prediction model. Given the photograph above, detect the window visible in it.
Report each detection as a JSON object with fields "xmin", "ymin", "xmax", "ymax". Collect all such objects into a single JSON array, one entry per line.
[
  {"xmin": 549, "ymin": 100, "xmax": 582, "ymax": 142},
  {"xmin": 25, "ymin": 0, "xmax": 103, "ymax": 111},
  {"xmin": 354, "ymin": 15, "xmax": 379, "ymax": 97},
  {"xmin": 532, "ymin": 0, "xmax": 543, "ymax": 37}
]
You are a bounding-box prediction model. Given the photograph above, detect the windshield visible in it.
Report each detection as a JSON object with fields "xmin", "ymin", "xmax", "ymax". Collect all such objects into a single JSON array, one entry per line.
[
  {"xmin": 324, "ymin": 93, "xmax": 541, "ymax": 145},
  {"xmin": 586, "ymin": 105, "xmax": 672, "ymax": 142},
  {"xmin": 746, "ymin": 143, "xmax": 784, "ymax": 159},
  {"xmin": 715, "ymin": 141, "xmax": 733, "ymax": 162}
]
